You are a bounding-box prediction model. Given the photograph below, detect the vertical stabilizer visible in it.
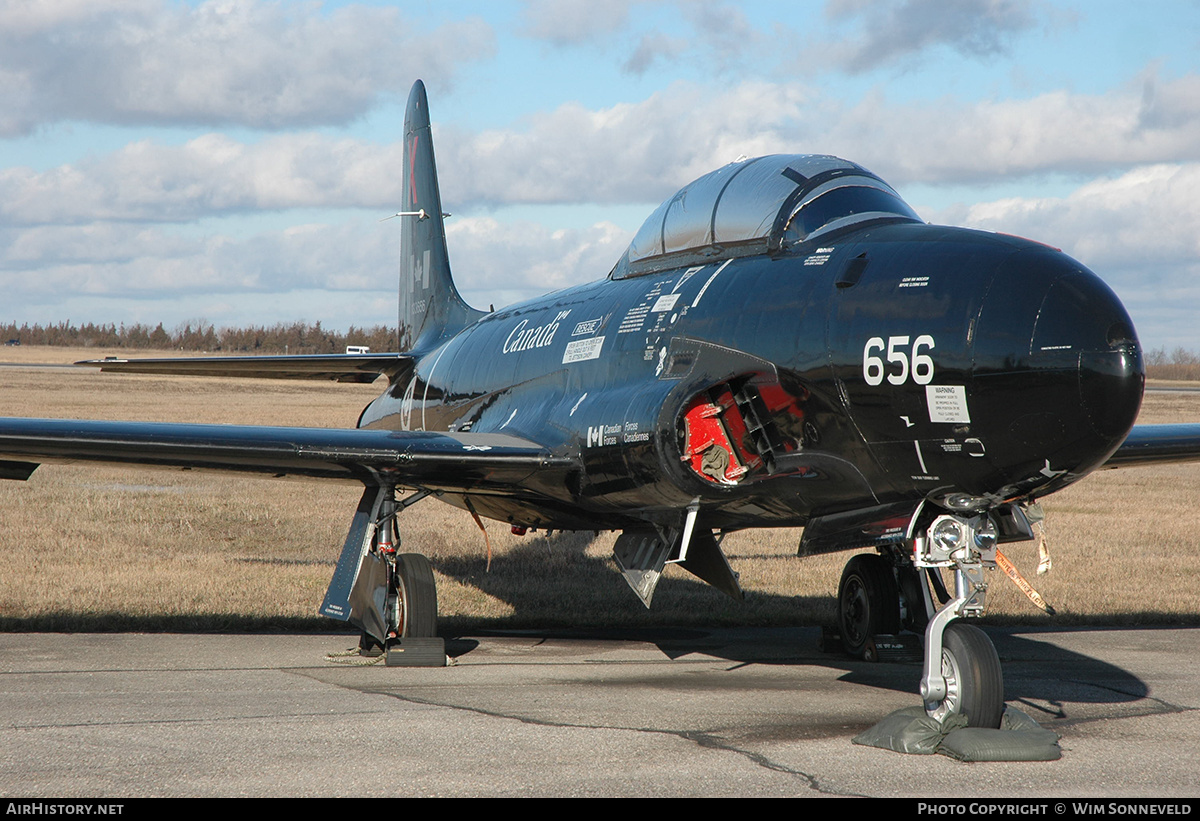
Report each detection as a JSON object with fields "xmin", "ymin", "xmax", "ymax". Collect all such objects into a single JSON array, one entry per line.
[{"xmin": 398, "ymin": 80, "xmax": 485, "ymax": 353}]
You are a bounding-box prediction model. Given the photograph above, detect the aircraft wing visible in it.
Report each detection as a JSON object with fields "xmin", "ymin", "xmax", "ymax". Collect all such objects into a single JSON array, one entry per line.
[
  {"xmin": 1103, "ymin": 424, "xmax": 1200, "ymax": 468},
  {"xmin": 0, "ymin": 418, "xmax": 570, "ymax": 490},
  {"xmin": 75, "ymin": 353, "xmax": 414, "ymax": 383}
]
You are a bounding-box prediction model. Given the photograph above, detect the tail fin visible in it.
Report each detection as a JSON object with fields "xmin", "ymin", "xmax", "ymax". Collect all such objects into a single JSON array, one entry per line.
[{"xmin": 398, "ymin": 80, "xmax": 485, "ymax": 353}]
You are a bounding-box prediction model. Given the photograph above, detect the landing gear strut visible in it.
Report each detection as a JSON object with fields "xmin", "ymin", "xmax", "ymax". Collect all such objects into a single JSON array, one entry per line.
[
  {"xmin": 914, "ymin": 513, "xmax": 1004, "ymax": 728},
  {"xmin": 834, "ymin": 511, "xmax": 1005, "ymax": 728},
  {"xmin": 320, "ymin": 485, "xmax": 440, "ymax": 653}
]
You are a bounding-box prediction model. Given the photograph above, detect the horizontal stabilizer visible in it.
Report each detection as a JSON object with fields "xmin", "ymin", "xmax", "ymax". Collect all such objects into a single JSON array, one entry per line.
[{"xmin": 76, "ymin": 353, "xmax": 414, "ymax": 383}]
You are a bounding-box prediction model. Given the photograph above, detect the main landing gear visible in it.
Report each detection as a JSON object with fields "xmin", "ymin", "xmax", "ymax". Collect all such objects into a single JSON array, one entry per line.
[
  {"xmin": 390, "ymin": 552, "xmax": 439, "ymax": 640},
  {"xmin": 319, "ymin": 485, "xmax": 440, "ymax": 657},
  {"xmin": 835, "ymin": 512, "xmax": 1005, "ymax": 728},
  {"xmin": 837, "ymin": 553, "xmax": 900, "ymax": 661},
  {"xmin": 357, "ymin": 551, "xmax": 439, "ymax": 656}
]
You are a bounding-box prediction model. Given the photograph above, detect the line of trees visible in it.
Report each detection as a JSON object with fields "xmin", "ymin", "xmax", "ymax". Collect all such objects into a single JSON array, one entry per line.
[
  {"xmin": 4, "ymin": 321, "xmax": 1200, "ymax": 379},
  {"xmin": 0, "ymin": 321, "xmax": 398, "ymax": 355},
  {"xmin": 1145, "ymin": 347, "xmax": 1200, "ymax": 381}
]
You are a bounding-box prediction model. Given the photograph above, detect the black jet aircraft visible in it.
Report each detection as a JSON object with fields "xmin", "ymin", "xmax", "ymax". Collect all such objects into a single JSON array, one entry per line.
[{"xmin": 2, "ymin": 80, "xmax": 1198, "ymax": 729}]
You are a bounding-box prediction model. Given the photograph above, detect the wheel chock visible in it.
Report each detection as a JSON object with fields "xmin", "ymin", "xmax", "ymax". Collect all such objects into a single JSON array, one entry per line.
[{"xmin": 385, "ymin": 637, "xmax": 447, "ymax": 667}]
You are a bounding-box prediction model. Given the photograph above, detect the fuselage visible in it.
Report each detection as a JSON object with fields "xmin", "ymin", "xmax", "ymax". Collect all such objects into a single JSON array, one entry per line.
[{"xmin": 359, "ymin": 219, "xmax": 1144, "ymax": 532}]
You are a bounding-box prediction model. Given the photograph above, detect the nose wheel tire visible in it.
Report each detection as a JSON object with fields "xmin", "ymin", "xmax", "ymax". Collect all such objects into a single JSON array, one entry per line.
[
  {"xmin": 925, "ymin": 622, "xmax": 1004, "ymax": 728},
  {"xmin": 837, "ymin": 553, "xmax": 901, "ymax": 660}
]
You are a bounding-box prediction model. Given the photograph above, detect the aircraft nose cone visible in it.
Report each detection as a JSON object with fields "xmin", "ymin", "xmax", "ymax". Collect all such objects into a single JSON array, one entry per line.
[
  {"xmin": 1030, "ymin": 268, "xmax": 1144, "ymax": 442},
  {"xmin": 971, "ymin": 248, "xmax": 1144, "ymax": 491},
  {"xmin": 1078, "ymin": 345, "xmax": 1143, "ymax": 439}
]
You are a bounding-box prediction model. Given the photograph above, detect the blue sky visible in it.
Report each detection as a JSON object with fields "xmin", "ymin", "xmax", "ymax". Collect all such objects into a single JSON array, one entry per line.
[{"xmin": 2, "ymin": 0, "xmax": 1200, "ymax": 352}]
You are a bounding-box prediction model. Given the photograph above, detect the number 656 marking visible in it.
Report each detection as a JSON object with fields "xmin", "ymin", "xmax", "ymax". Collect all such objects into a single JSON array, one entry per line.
[{"xmin": 863, "ymin": 335, "xmax": 935, "ymax": 386}]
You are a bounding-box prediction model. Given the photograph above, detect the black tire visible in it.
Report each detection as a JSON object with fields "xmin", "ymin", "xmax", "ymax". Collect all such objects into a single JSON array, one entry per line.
[
  {"xmin": 394, "ymin": 553, "xmax": 438, "ymax": 638},
  {"xmin": 897, "ymin": 565, "xmax": 931, "ymax": 632},
  {"xmin": 837, "ymin": 553, "xmax": 901, "ymax": 660},
  {"xmin": 926, "ymin": 622, "xmax": 1004, "ymax": 728}
]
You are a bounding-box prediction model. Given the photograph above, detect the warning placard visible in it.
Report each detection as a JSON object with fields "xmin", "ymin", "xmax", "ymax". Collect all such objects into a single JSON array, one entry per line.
[
  {"xmin": 926, "ymin": 384, "xmax": 971, "ymax": 424},
  {"xmin": 563, "ymin": 336, "xmax": 605, "ymax": 364}
]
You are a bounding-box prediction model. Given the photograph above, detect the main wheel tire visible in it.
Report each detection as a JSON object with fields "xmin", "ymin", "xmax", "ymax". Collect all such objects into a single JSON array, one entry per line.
[
  {"xmin": 837, "ymin": 553, "xmax": 901, "ymax": 660},
  {"xmin": 394, "ymin": 553, "xmax": 439, "ymax": 638},
  {"xmin": 926, "ymin": 622, "xmax": 1004, "ymax": 728},
  {"xmin": 897, "ymin": 565, "xmax": 931, "ymax": 632}
]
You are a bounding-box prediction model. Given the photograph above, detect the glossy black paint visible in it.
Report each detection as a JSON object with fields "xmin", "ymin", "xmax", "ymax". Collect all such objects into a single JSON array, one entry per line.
[
  {"xmin": 358, "ymin": 216, "xmax": 1144, "ymax": 533},
  {"xmin": 0, "ymin": 419, "xmax": 563, "ymax": 488}
]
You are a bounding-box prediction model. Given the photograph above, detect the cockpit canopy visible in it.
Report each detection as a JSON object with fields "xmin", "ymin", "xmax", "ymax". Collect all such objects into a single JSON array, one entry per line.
[{"xmin": 612, "ymin": 154, "xmax": 921, "ymax": 278}]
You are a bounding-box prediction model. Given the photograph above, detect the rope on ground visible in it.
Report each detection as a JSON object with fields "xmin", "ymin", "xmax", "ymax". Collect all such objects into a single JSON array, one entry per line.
[{"xmin": 325, "ymin": 646, "xmax": 386, "ymax": 666}]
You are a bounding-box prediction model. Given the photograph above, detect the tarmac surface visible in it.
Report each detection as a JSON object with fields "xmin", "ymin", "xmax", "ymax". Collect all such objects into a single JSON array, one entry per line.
[{"xmin": 1, "ymin": 626, "xmax": 1198, "ymax": 797}]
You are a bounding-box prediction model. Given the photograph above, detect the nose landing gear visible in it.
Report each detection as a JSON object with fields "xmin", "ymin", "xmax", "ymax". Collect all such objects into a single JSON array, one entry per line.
[
  {"xmin": 926, "ymin": 621, "xmax": 1004, "ymax": 727},
  {"xmin": 834, "ymin": 511, "xmax": 1005, "ymax": 729}
]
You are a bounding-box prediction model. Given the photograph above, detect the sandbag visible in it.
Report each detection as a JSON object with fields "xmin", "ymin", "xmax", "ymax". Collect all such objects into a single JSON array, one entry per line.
[{"xmin": 854, "ymin": 706, "xmax": 1061, "ymax": 761}]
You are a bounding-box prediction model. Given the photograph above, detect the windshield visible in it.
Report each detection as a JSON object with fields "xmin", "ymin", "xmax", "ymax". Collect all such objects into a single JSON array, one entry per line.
[
  {"xmin": 617, "ymin": 154, "xmax": 920, "ymax": 277},
  {"xmin": 786, "ymin": 184, "xmax": 921, "ymax": 242}
]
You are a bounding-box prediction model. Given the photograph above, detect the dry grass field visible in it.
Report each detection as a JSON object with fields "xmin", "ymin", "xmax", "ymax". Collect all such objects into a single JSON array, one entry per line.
[{"xmin": 1, "ymin": 346, "xmax": 1198, "ymax": 633}]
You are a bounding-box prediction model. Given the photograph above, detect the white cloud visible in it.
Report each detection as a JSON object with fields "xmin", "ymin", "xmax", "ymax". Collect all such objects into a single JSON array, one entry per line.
[
  {"xmin": 799, "ymin": 71, "xmax": 1200, "ymax": 186},
  {"xmin": 447, "ymin": 216, "xmax": 631, "ymax": 300},
  {"xmin": 439, "ymin": 80, "xmax": 812, "ymax": 206},
  {"xmin": 0, "ymin": 213, "xmax": 632, "ymax": 327},
  {"xmin": 0, "ymin": 81, "xmax": 814, "ymax": 224},
  {"xmin": 0, "ymin": 219, "xmax": 396, "ymax": 298},
  {"xmin": 521, "ymin": 0, "xmax": 632, "ymax": 45},
  {"xmin": 621, "ymin": 31, "xmax": 690, "ymax": 76},
  {"xmin": 820, "ymin": 0, "xmax": 1042, "ymax": 72},
  {"xmin": 0, "ymin": 134, "xmax": 404, "ymax": 225},
  {"xmin": 7, "ymin": 71, "xmax": 1200, "ymax": 227},
  {"xmin": 0, "ymin": 0, "xmax": 494, "ymax": 135},
  {"xmin": 432, "ymin": 72, "xmax": 1200, "ymax": 206},
  {"xmin": 950, "ymin": 163, "xmax": 1200, "ymax": 268}
]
